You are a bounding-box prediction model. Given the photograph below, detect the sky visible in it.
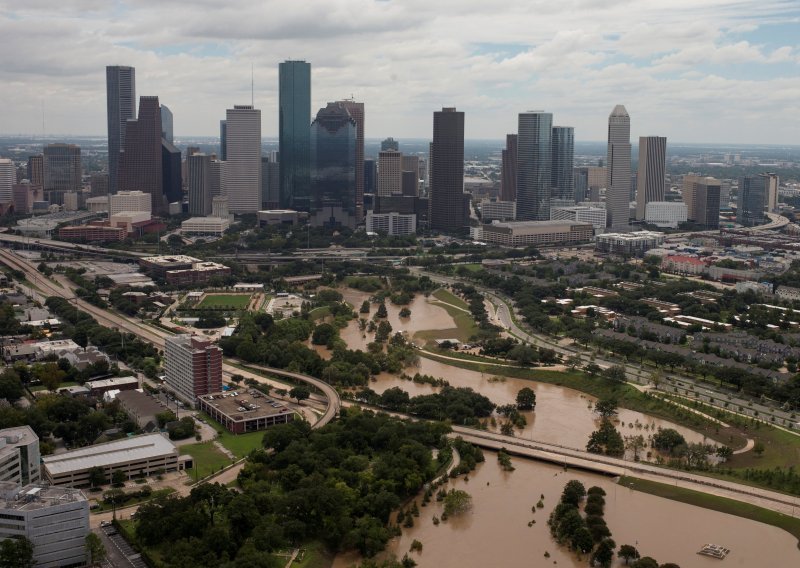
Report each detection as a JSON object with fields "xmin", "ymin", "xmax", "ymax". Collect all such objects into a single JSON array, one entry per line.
[{"xmin": 1, "ymin": 0, "xmax": 799, "ymax": 144}]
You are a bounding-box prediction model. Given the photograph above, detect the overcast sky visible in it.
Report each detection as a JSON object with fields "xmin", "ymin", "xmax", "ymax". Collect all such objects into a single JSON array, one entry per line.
[{"xmin": 1, "ymin": 0, "xmax": 799, "ymax": 144}]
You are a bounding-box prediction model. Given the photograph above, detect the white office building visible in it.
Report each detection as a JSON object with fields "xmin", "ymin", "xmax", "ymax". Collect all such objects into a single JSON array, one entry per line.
[
  {"xmin": 0, "ymin": 158, "xmax": 13, "ymax": 203},
  {"xmin": 0, "ymin": 427, "xmax": 41, "ymax": 486},
  {"xmin": 85, "ymin": 196, "xmax": 109, "ymax": 213},
  {"xmin": 366, "ymin": 211, "xmax": 417, "ymax": 236},
  {"xmin": 0, "ymin": 482, "xmax": 89, "ymax": 568},
  {"xmin": 551, "ymin": 205, "xmax": 607, "ymax": 231},
  {"xmin": 181, "ymin": 216, "xmax": 231, "ymax": 236},
  {"xmin": 645, "ymin": 201, "xmax": 687, "ymax": 228},
  {"xmin": 224, "ymin": 105, "xmax": 262, "ymax": 213},
  {"xmin": 109, "ymin": 190, "xmax": 151, "ymax": 215},
  {"xmin": 480, "ymin": 199, "xmax": 516, "ymax": 222}
]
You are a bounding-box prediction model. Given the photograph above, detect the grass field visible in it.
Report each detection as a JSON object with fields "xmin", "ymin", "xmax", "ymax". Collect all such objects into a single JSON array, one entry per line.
[
  {"xmin": 196, "ymin": 294, "xmax": 252, "ymax": 309},
  {"xmin": 621, "ymin": 475, "xmax": 800, "ymax": 546},
  {"xmin": 195, "ymin": 411, "xmax": 266, "ymax": 459},
  {"xmin": 432, "ymin": 288, "xmax": 469, "ymax": 310},
  {"xmin": 415, "ymin": 299, "xmax": 478, "ymax": 343},
  {"xmin": 180, "ymin": 441, "xmax": 232, "ymax": 480}
]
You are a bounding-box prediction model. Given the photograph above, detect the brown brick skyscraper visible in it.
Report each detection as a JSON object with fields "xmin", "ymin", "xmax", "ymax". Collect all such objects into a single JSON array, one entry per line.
[{"xmin": 119, "ymin": 96, "xmax": 164, "ymax": 214}]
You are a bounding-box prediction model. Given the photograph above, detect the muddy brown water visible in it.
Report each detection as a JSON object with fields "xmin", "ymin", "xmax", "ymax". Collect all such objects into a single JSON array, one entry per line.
[{"xmin": 334, "ymin": 454, "xmax": 800, "ymax": 568}]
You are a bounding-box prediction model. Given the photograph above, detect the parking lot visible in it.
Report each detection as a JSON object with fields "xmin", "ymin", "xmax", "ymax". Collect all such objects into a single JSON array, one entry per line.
[{"xmin": 99, "ymin": 523, "xmax": 148, "ymax": 568}]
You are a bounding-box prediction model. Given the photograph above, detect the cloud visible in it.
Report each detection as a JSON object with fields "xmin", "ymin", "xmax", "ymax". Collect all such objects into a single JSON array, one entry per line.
[{"xmin": 0, "ymin": 0, "xmax": 798, "ymax": 143}]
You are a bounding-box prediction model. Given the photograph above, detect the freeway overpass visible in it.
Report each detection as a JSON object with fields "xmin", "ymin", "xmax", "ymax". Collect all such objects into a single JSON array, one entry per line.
[{"xmin": 0, "ymin": 232, "xmax": 148, "ymax": 259}]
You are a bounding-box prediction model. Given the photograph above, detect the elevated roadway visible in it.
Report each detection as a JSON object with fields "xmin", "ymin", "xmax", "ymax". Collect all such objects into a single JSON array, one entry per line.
[{"xmin": 0, "ymin": 232, "xmax": 148, "ymax": 258}]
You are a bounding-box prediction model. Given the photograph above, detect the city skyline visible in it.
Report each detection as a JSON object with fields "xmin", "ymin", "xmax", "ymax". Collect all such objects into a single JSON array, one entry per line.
[{"xmin": 1, "ymin": 2, "xmax": 798, "ymax": 144}]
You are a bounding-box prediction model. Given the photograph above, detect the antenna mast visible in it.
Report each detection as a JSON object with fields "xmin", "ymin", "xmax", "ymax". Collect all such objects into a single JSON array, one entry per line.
[{"xmin": 251, "ymin": 63, "xmax": 254, "ymax": 106}]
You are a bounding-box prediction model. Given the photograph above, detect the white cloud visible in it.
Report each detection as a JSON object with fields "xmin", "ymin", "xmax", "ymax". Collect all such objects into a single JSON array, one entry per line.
[{"xmin": 0, "ymin": 0, "xmax": 798, "ymax": 143}]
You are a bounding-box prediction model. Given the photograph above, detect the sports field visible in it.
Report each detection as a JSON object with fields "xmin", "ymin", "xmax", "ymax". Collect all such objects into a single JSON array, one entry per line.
[{"xmin": 196, "ymin": 294, "xmax": 252, "ymax": 309}]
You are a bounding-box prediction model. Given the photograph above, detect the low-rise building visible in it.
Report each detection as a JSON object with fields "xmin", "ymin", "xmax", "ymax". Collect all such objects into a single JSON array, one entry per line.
[
  {"xmin": 42, "ymin": 433, "xmax": 190, "ymax": 487},
  {"xmin": 85, "ymin": 376, "xmax": 139, "ymax": 396},
  {"xmin": 776, "ymin": 285, "xmax": 800, "ymax": 302},
  {"xmin": 197, "ymin": 390, "xmax": 294, "ymax": 434},
  {"xmin": 0, "ymin": 427, "xmax": 41, "ymax": 486},
  {"xmin": 58, "ymin": 224, "xmax": 126, "ymax": 242},
  {"xmin": 365, "ymin": 211, "xmax": 417, "ymax": 236},
  {"xmin": 594, "ymin": 231, "xmax": 665, "ymax": 256},
  {"xmin": 181, "ymin": 216, "xmax": 231, "ymax": 236},
  {"xmin": 480, "ymin": 199, "xmax": 516, "ymax": 222},
  {"xmin": 661, "ymin": 255, "xmax": 707, "ymax": 275},
  {"xmin": 0, "ymin": 482, "xmax": 89, "ymax": 568},
  {"xmin": 645, "ymin": 201, "xmax": 687, "ymax": 228},
  {"xmin": 481, "ymin": 220, "xmax": 594, "ymax": 247},
  {"xmin": 166, "ymin": 261, "xmax": 231, "ymax": 285},
  {"xmin": 550, "ymin": 205, "xmax": 607, "ymax": 231},
  {"xmin": 641, "ymin": 298, "xmax": 682, "ymax": 314},
  {"xmin": 116, "ymin": 390, "xmax": 166, "ymax": 430},
  {"xmin": 257, "ymin": 209, "xmax": 301, "ymax": 226}
]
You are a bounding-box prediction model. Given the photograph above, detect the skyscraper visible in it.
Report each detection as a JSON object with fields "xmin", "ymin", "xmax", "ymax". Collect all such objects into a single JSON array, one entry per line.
[
  {"xmin": 381, "ymin": 137, "xmax": 399, "ymax": 151},
  {"xmin": 162, "ymin": 139, "xmax": 182, "ymax": 205},
  {"xmin": 160, "ymin": 104, "xmax": 173, "ymax": 144},
  {"xmin": 165, "ymin": 335, "xmax": 222, "ymax": 403},
  {"xmin": 223, "ymin": 105, "xmax": 261, "ymax": 214},
  {"xmin": 573, "ymin": 168, "xmax": 589, "ymax": 203},
  {"xmin": 118, "ymin": 96, "xmax": 164, "ymax": 214},
  {"xmin": 606, "ymin": 105, "xmax": 631, "ymax": 228},
  {"xmin": 401, "ymin": 155, "xmax": 420, "ymax": 197},
  {"xmin": 765, "ymin": 173, "xmax": 779, "ymax": 213},
  {"xmin": 364, "ymin": 159, "xmax": 377, "ymax": 194},
  {"xmin": 551, "ymin": 126, "xmax": 575, "ymax": 202},
  {"xmin": 43, "ymin": 144, "xmax": 82, "ymax": 205},
  {"xmin": 188, "ymin": 153, "xmax": 212, "ymax": 216},
  {"xmin": 310, "ymin": 102, "xmax": 357, "ymax": 227},
  {"xmin": 219, "ymin": 120, "xmax": 227, "ymax": 161},
  {"xmin": 429, "ymin": 107, "xmax": 466, "ymax": 233},
  {"xmin": 377, "ymin": 150, "xmax": 402, "ymax": 197},
  {"xmin": 0, "ymin": 159, "xmax": 13, "ymax": 204},
  {"xmin": 635, "ymin": 136, "xmax": 667, "ymax": 220},
  {"xmin": 337, "ymin": 100, "xmax": 365, "ymax": 221},
  {"xmin": 278, "ymin": 60, "xmax": 311, "ymax": 210},
  {"xmin": 27, "ymin": 155, "xmax": 44, "ymax": 187},
  {"xmin": 500, "ymin": 134, "xmax": 517, "ymax": 202},
  {"xmin": 106, "ymin": 66, "xmax": 136, "ymax": 195},
  {"xmin": 682, "ymin": 175, "xmax": 720, "ymax": 228},
  {"xmin": 737, "ymin": 175, "xmax": 767, "ymax": 227},
  {"xmin": 516, "ymin": 111, "xmax": 553, "ymax": 221}
]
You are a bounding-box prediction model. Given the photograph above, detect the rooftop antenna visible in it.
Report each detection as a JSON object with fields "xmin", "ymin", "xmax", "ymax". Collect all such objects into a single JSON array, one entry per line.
[
  {"xmin": 41, "ymin": 100, "xmax": 45, "ymax": 146},
  {"xmin": 251, "ymin": 63, "xmax": 254, "ymax": 107}
]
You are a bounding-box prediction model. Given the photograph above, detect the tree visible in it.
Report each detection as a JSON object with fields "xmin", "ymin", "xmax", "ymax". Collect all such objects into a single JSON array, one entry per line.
[
  {"xmin": 443, "ymin": 489, "xmax": 472, "ymax": 516},
  {"xmin": 593, "ymin": 398, "xmax": 618, "ymax": 419},
  {"xmin": 375, "ymin": 302, "xmax": 388, "ymax": 318},
  {"xmin": 311, "ymin": 323, "xmax": 337, "ymax": 346},
  {"xmin": 585, "ymin": 363, "xmax": 603, "ymax": 377},
  {"xmin": 560, "ymin": 480, "xmax": 586, "ymax": 506},
  {"xmin": 603, "ymin": 365, "xmax": 627, "ymax": 382},
  {"xmin": 652, "ymin": 429, "xmax": 687, "ymax": 454},
  {"xmin": 753, "ymin": 441, "xmax": 766, "ymax": 457},
  {"xmin": 619, "ymin": 544, "xmax": 640, "ymax": 565},
  {"xmin": 586, "ymin": 419, "xmax": 625, "ymax": 457},
  {"xmin": 87, "ymin": 466, "xmax": 107, "ymax": 488},
  {"xmin": 112, "ymin": 469, "xmax": 127, "ymax": 486},
  {"xmin": 631, "ymin": 557, "xmax": 659, "ymax": 568},
  {"xmin": 86, "ymin": 533, "xmax": 107, "ymax": 566},
  {"xmin": 590, "ymin": 538, "xmax": 616, "ymax": 568},
  {"xmin": 360, "ymin": 301, "xmax": 371, "ymax": 314},
  {"xmin": 399, "ymin": 307, "xmax": 411, "ymax": 318},
  {"xmin": 572, "ymin": 526, "xmax": 594, "ymax": 553},
  {"xmin": 289, "ymin": 386, "xmax": 311, "ymax": 404},
  {"xmin": 0, "ymin": 536, "xmax": 34, "ymax": 568},
  {"xmin": 515, "ymin": 387, "xmax": 536, "ymax": 411},
  {"xmin": 508, "ymin": 344, "xmax": 538, "ymax": 366},
  {"xmin": 156, "ymin": 410, "xmax": 177, "ymax": 428}
]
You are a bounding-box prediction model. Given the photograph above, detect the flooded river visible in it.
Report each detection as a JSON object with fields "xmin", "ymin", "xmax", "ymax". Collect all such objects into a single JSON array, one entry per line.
[{"xmin": 334, "ymin": 454, "xmax": 800, "ymax": 567}]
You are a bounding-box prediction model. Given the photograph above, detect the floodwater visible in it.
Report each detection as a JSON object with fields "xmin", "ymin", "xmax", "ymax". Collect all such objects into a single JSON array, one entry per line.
[{"xmin": 334, "ymin": 454, "xmax": 800, "ymax": 567}]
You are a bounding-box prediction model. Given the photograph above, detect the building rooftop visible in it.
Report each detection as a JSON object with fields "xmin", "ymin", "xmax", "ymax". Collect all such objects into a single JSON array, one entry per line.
[
  {"xmin": 86, "ymin": 376, "xmax": 138, "ymax": 390},
  {"xmin": 0, "ymin": 426, "xmax": 38, "ymax": 459},
  {"xmin": 487, "ymin": 219, "xmax": 593, "ymax": 229},
  {"xmin": 140, "ymin": 255, "xmax": 201, "ymax": 266},
  {"xmin": 0, "ymin": 483, "xmax": 86, "ymax": 511},
  {"xmin": 43, "ymin": 433, "xmax": 177, "ymax": 476},
  {"xmin": 198, "ymin": 390, "xmax": 292, "ymax": 422},
  {"xmin": 116, "ymin": 390, "xmax": 165, "ymax": 418}
]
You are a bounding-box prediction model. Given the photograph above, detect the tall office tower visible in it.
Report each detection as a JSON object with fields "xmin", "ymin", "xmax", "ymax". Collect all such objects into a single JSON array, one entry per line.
[
  {"xmin": 188, "ymin": 153, "xmax": 212, "ymax": 216},
  {"xmin": 0, "ymin": 159, "xmax": 13, "ymax": 204},
  {"xmin": 160, "ymin": 104, "xmax": 173, "ymax": 144},
  {"xmin": 43, "ymin": 144, "xmax": 81, "ymax": 205},
  {"xmin": 682, "ymin": 175, "xmax": 720, "ymax": 228},
  {"xmin": 119, "ymin": 96, "xmax": 164, "ymax": 214},
  {"xmin": 337, "ymin": 100, "xmax": 365, "ymax": 221},
  {"xmin": 573, "ymin": 168, "xmax": 589, "ymax": 202},
  {"xmin": 737, "ymin": 175, "xmax": 767, "ymax": 227},
  {"xmin": 162, "ymin": 139, "xmax": 182, "ymax": 206},
  {"xmin": 310, "ymin": 103, "xmax": 357, "ymax": 227},
  {"xmin": 500, "ymin": 134, "xmax": 518, "ymax": 202},
  {"xmin": 219, "ymin": 120, "xmax": 227, "ymax": 161},
  {"xmin": 12, "ymin": 183, "xmax": 34, "ymax": 214},
  {"xmin": 515, "ymin": 111, "xmax": 553, "ymax": 221},
  {"xmin": 279, "ymin": 60, "xmax": 311, "ymax": 210},
  {"xmin": 260, "ymin": 157, "xmax": 279, "ymax": 209},
  {"xmin": 635, "ymin": 136, "xmax": 667, "ymax": 220},
  {"xmin": 402, "ymin": 155, "xmax": 420, "ymax": 196},
  {"xmin": 606, "ymin": 104, "xmax": 631, "ymax": 228},
  {"xmin": 551, "ymin": 126, "xmax": 575, "ymax": 202},
  {"xmin": 90, "ymin": 172, "xmax": 109, "ymax": 197},
  {"xmin": 429, "ymin": 107, "xmax": 466, "ymax": 233},
  {"xmin": 364, "ymin": 159, "xmax": 377, "ymax": 194},
  {"xmin": 765, "ymin": 173, "xmax": 780, "ymax": 213},
  {"xmin": 106, "ymin": 65, "xmax": 136, "ymax": 195},
  {"xmin": 719, "ymin": 179, "xmax": 732, "ymax": 209},
  {"xmin": 212, "ymin": 195, "xmax": 229, "ymax": 219},
  {"xmin": 27, "ymin": 155, "xmax": 44, "ymax": 187},
  {"xmin": 381, "ymin": 137, "xmax": 399, "ymax": 151},
  {"xmin": 164, "ymin": 334, "xmax": 222, "ymax": 403},
  {"xmin": 210, "ymin": 160, "xmax": 223, "ymax": 199},
  {"xmin": 260, "ymin": 157, "xmax": 270, "ymax": 209},
  {"xmin": 377, "ymin": 150, "xmax": 403, "ymax": 196},
  {"xmin": 224, "ymin": 105, "xmax": 262, "ymax": 213}
]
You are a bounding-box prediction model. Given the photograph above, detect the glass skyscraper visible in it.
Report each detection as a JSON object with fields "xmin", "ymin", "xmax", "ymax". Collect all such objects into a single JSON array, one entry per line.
[
  {"xmin": 551, "ymin": 126, "xmax": 575, "ymax": 202},
  {"xmin": 310, "ymin": 103, "xmax": 357, "ymax": 228},
  {"xmin": 106, "ymin": 66, "xmax": 136, "ymax": 195},
  {"xmin": 279, "ymin": 60, "xmax": 311, "ymax": 211},
  {"xmin": 516, "ymin": 111, "xmax": 553, "ymax": 221},
  {"xmin": 737, "ymin": 175, "xmax": 767, "ymax": 227}
]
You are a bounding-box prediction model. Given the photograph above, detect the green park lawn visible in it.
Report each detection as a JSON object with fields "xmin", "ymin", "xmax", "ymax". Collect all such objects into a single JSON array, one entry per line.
[
  {"xmin": 196, "ymin": 294, "xmax": 252, "ymax": 309},
  {"xmin": 180, "ymin": 441, "xmax": 232, "ymax": 480},
  {"xmin": 196, "ymin": 411, "xmax": 267, "ymax": 459},
  {"xmin": 432, "ymin": 288, "xmax": 469, "ymax": 310}
]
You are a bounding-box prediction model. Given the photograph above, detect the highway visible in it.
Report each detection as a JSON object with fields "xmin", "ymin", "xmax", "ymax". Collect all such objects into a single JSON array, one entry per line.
[{"xmin": 0, "ymin": 232, "xmax": 148, "ymax": 258}]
